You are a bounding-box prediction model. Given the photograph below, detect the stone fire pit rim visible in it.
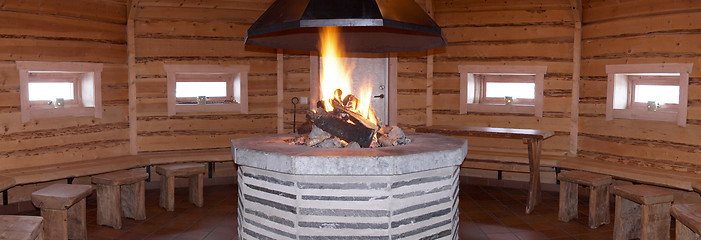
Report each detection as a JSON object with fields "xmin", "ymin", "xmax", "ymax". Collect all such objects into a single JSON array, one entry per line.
[{"xmin": 231, "ymin": 133, "xmax": 467, "ymax": 175}]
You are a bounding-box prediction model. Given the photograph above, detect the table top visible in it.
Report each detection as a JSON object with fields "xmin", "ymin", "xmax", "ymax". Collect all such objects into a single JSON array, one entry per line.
[{"xmin": 415, "ymin": 125, "xmax": 555, "ymax": 139}]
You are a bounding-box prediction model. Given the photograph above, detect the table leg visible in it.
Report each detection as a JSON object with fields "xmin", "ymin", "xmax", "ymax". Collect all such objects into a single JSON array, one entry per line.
[{"xmin": 526, "ymin": 138, "xmax": 542, "ymax": 214}]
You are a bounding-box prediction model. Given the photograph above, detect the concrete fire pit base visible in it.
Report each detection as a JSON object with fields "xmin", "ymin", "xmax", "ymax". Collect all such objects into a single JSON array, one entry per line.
[{"xmin": 232, "ymin": 133, "xmax": 467, "ymax": 240}]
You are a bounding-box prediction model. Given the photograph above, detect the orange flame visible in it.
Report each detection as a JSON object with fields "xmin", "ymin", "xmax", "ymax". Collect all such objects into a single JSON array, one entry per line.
[{"xmin": 319, "ymin": 27, "xmax": 376, "ymax": 125}]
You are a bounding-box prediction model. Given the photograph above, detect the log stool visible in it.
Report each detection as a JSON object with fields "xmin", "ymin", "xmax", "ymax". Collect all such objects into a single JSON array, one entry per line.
[
  {"xmin": 612, "ymin": 184, "xmax": 673, "ymax": 240},
  {"xmin": 558, "ymin": 170, "xmax": 613, "ymax": 228},
  {"xmin": 31, "ymin": 184, "xmax": 92, "ymax": 240},
  {"xmin": 156, "ymin": 163, "xmax": 205, "ymax": 211},
  {"xmin": 92, "ymin": 169, "xmax": 149, "ymax": 229},
  {"xmin": 671, "ymin": 204, "xmax": 701, "ymax": 240},
  {"xmin": 0, "ymin": 215, "xmax": 44, "ymax": 240}
]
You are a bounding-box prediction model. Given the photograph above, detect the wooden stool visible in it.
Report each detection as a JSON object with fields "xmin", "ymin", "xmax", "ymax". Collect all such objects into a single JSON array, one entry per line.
[
  {"xmin": 92, "ymin": 169, "xmax": 149, "ymax": 229},
  {"xmin": 156, "ymin": 163, "xmax": 205, "ymax": 211},
  {"xmin": 612, "ymin": 184, "xmax": 673, "ymax": 240},
  {"xmin": 558, "ymin": 170, "xmax": 613, "ymax": 228},
  {"xmin": 31, "ymin": 184, "xmax": 92, "ymax": 240},
  {"xmin": 671, "ymin": 204, "xmax": 701, "ymax": 240},
  {"xmin": 0, "ymin": 215, "xmax": 44, "ymax": 240}
]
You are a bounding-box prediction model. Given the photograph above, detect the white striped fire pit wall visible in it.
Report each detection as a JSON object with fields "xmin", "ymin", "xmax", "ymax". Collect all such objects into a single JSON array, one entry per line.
[{"xmin": 232, "ymin": 133, "xmax": 467, "ymax": 240}]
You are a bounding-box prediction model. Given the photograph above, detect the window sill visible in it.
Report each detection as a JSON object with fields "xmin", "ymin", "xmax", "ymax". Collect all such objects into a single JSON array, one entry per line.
[
  {"xmin": 461, "ymin": 104, "xmax": 538, "ymax": 116},
  {"xmin": 171, "ymin": 103, "xmax": 246, "ymax": 115}
]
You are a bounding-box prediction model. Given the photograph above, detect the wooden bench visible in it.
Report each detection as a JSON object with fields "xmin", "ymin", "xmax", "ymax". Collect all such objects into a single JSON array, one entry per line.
[
  {"xmin": 558, "ymin": 170, "xmax": 612, "ymax": 229},
  {"xmin": 31, "ymin": 184, "xmax": 93, "ymax": 240},
  {"xmin": 0, "ymin": 215, "xmax": 44, "ymax": 240},
  {"xmin": 671, "ymin": 204, "xmax": 701, "ymax": 240},
  {"xmin": 612, "ymin": 184, "xmax": 673, "ymax": 240},
  {"xmin": 156, "ymin": 163, "xmax": 206, "ymax": 211},
  {"xmin": 92, "ymin": 170, "xmax": 149, "ymax": 229},
  {"xmin": 559, "ymin": 157, "xmax": 701, "ymax": 191},
  {"xmin": 0, "ymin": 155, "xmax": 148, "ymax": 186},
  {"xmin": 0, "ymin": 148, "xmax": 233, "ymax": 206}
]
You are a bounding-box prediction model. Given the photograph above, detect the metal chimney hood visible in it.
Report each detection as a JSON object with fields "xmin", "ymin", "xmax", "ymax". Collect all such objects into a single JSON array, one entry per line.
[{"xmin": 245, "ymin": 0, "xmax": 447, "ymax": 53}]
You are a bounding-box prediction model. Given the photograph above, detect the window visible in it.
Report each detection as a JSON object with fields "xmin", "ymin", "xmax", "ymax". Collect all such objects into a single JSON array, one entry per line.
[
  {"xmin": 164, "ymin": 64, "xmax": 249, "ymax": 116},
  {"xmin": 16, "ymin": 61, "xmax": 103, "ymax": 123},
  {"xmin": 606, "ymin": 63, "xmax": 692, "ymax": 126},
  {"xmin": 459, "ymin": 65, "xmax": 546, "ymax": 117}
]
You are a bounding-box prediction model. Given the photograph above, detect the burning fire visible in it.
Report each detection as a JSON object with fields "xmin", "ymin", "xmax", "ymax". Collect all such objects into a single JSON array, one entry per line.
[{"xmin": 319, "ymin": 27, "xmax": 377, "ymax": 125}]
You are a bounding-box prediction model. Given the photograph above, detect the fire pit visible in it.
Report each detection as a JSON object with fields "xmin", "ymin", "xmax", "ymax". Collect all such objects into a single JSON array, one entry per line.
[{"xmin": 232, "ymin": 133, "xmax": 467, "ymax": 239}]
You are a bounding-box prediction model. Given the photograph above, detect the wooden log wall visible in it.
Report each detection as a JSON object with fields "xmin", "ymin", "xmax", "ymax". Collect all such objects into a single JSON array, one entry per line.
[
  {"xmin": 577, "ymin": 0, "xmax": 701, "ymax": 173},
  {"xmin": 0, "ymin": 0, "xmax": 130, "ymax": 171},
  {"xmin": 429, "ymin": 0, "xmax": 575, "ymax": 162},
  {"xmin": 132, "ymin": 0, "xmax": 277, "ymax": 152}
]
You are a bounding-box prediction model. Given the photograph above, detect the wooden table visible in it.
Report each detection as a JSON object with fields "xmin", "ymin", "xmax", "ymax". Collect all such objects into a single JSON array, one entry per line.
[{"xmin": 416, "ymin": 125, "xmax": 555, "ymax": 214}]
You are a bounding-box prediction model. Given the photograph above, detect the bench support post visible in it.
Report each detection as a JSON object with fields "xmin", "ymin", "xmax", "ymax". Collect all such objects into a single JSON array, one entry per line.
[
  {"xmin": 2, "ymin": 190, "xmax": 7, "ymax": 205},
  {"xmin": 208, "ymin": 162, "xmax": 214, "ymax": 179},
  {"xmin": 146, "ymin": 166, "xmax": 151, "ymax": 182},
  {"xmin": 67, "ymin": 178, "xmax": 74, "ymax": 184}
]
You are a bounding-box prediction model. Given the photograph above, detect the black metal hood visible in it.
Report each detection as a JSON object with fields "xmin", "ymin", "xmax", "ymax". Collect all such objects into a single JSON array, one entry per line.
[{"xmin": 245, "ymin": 0, "xmax": 446, "ymax": 53}]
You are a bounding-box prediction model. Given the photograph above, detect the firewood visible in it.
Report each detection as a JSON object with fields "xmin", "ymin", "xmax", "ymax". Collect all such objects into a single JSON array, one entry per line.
[{"xmin": 311, "ymin": 110, "xmax": 376, "ymax": 148}]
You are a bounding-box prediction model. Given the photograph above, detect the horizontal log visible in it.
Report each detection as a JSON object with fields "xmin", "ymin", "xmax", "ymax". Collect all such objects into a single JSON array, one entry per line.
[
  {"xmin": 0, "ymin": 11, "xmax": 125, "ymax": 44},
  {"xmin": 0, "ymin": 127, "xmax": 128, "ymax": 154},
  {"xmin": 0, "ymin": 105, "xmax": 129, "ymax": 134},
  {"xmin": 0, "ymin": 38, "xmax": 126, "ymax": 63},
  {"xmin": 133, "ymin": 59, "xmax": 275, "ymax": 77},
  {"xmin": 135, "ymin": 38, "xmax": 272, "ymax": 58},
  {"xmin": 578, "ymin": 135, "xmax": 701, "ymax": 169},
  {"xmin": 583, "ymin": 0, "xmax": 701, "ymax": 25},
  {"xmin": 432, "ymin": 113, "xmax": 571, "ymax": 131},
  {"xmin": 435, "ymin": 9, "xmax": 573, "ymax": 27},
  {"xmin": 0, "ymin": 140, "xmax": 129, "ymax": 170},
  {"xmin": 440, "ymin": 42, "xmax": 573, "ymax": 59},
  {"xmin": 582, "ymin": 35, "xmax": 701, "ymax": 58},
  {"xmin": 581, "ymin": 57, "xmax": 701, "ymax": 76},
  {"xmin": 136, "ymin": 6, "xmax": 262, "ymax": 23},
  {"xmin": 137, "ymin": 132, "xmax": 270, "ymax": 152},
  {"xmin": 137, "ymin": 116, "xmax": 275, "ymax": 132},
  {"xmin": 434, "ymin": 61, "xmax": 573, "ymax": 75},
  {"xmin": 579, "ymin": 117, "xmax": 701, "ymax": 145},
  {"xmin": 433, "ymin": 0, "xmax": 570, "ymax": 12},
  {"xmin": 0, "ymin": 0, "xmax": 127, "ymax": 24},
  {"xmin": 138, "ymin": 0, "xmax": 273, "ymax": 11},
  {"xmin": 135, "ymin": 19, "xmax": 249, "ymax": 39}
]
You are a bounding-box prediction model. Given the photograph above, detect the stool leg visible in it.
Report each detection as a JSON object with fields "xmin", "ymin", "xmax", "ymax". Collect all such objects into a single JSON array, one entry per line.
[
  {"xmin": 189, "ymin": 173, "xmax": 204, "ymax": 207},
  {"xmin": 160, "ymin": 175, "xmax": 175, "ymax": 211},
  {"xmin": 96, "ymin": 184, "xmax": 122, "ymax": 229},
  {"xmin": 614, "ymin": 195, "xmax": 641, "ymax": 240},
  {"xmin": 558, "ymin": 181, "xmax": 578, "ymax": 222},
  {"xmin": 122, "ymin": 181, "xmax": 146, "ymax": 220},
  {"xmin": 641, "ymin": 202, "xmax": 671, "ymax": 240},
  {"xmin": 40, "ymin": 208, "xmax": 68, "ymax": 240},
  {"xmin": 676, "ymin": 219, "xmax": 698, "ymax": 240},
  {"xmin": 589, "ymin": 184, "xmax": 610, "ymax": 228},
  {"xmin": 67, "ymin": 198, "xmax": 87, "ymax": 240}
]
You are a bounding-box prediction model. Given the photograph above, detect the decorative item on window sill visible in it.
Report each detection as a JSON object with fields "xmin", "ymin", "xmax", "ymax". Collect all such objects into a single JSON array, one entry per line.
[
  {"xmin": 224, "ymin": 99, "xmax": 238, "ymax": 104},
  {"xmin": 504, "ymin": 96, "xmax": 513, "ymax": 105},
  {"xmin": 197, "ymin": 96, "xmax": 207, "ymax": 105},
  {"xmin": 646, "ymin": 101, "xmax": 658, "ymax": 111},
  {"xmin": 54, "ymin": 98, "xmax": 65, "ymax": 108}
]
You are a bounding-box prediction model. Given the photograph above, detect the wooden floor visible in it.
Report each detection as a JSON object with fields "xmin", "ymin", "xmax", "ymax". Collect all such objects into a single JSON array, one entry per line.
[{"xmin": 15, "ymin": 179, "xmax": 658, "ymax": 240}]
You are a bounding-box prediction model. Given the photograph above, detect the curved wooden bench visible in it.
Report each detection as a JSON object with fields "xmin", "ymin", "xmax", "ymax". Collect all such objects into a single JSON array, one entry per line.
[
  {"xmin": 671, "ymin": 204, "xmax": 701, "ymax": 240},
  {"xmin": 0, "ymin": 215, "xmax": 44, "ymax": 240}
]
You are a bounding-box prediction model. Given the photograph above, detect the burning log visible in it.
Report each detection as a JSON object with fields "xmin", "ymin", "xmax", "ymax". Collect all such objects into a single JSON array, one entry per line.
[{"xmin": 310, "ymin": 109, "xmax": 377, "ymax": 148}]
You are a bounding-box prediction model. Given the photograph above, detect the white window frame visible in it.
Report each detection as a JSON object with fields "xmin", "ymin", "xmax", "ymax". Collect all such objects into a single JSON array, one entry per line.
[
  {"xmin": 606, "ymin": 63, "xmax": 692, "ymax": 126},
  {"xmin": 164, "ymin": 64, "xmax": 249, "ymax": 116},
  {"xmin": 16, "ymin": 61, "xmax": 103, "ymax": 123},
  {"xmin": 459, "ymin": 65, "xmax": 546, "ymax": 117}
]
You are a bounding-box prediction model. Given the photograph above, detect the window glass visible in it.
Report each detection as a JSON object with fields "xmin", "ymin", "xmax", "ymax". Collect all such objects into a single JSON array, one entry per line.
[
  {"xmin": 28, "ymin": 82, "xmax": 74, "ymax": 101},
  {"xmin": 634, "ymin": 85, "xmax": 679, "ymax": 104},
  {"xmin": 485, "ymin": 82, "xmax": 535, "ymax": 99},
  {"xmin": 175, "ymin": 82, "xmax": 227, "ymax": 98}
]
